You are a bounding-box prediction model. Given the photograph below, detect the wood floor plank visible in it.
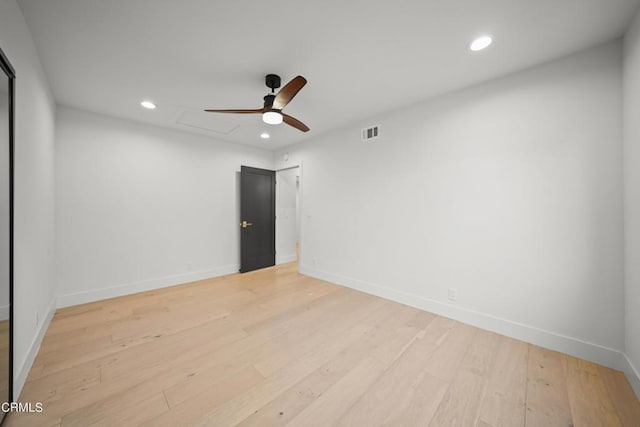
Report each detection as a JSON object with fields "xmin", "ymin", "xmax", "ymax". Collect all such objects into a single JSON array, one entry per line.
[
  {"xmin": 427, "ymin": 329, "xmax": 501, "ymax": 426},
  {"xmin": 19, "ymin": 363, "xmax": 102, "ymax": 407},
  {"xmin": 65, "ymin": 368, "xmax": 263, "ymax": 427},
  {"xmin": 251, "ymin": 294, "xmax": 389, "ymax": 377},
  {"xmin": 283, "ymin": 308, "xmax": 434, "ymax": 426},
  {"xmin": 335, "ymin": 316, "xmax": 454, "ymax": 426},
  {"xmin": 477, "ymin": 336, "xmax": 528, "ymax": 427},
  {"xmin": 282, "ymin": 309, "xmax": 434, "ymax": 425},
  {"xmin": 597, "ymin": 365, "xmax": 640, "ymax": 426},
  {"xmin": 422, "ymin": 321, "xmax": 477, "ymax": 381},
  {"xmin": 235, "ymin": 337, "xmax": 379, "ymax": 426},
  {"xmin": 389, "ymin": 373, "xmax": 450, "ymax": 426},
  {"xmin": 285, "ymin": 357, "xmax": 386, "ymax": 427},
  {"xmin": 429, "ymin": 370, "xmax": 487, "ymax": 426},
  {"xmin": 6, "ymin": 413, "xmax": 61, "ymax": 427},
  {"xmin": 525, "ymin": 346, "xmax": 573, "ymax": 427},
  {"xmin": 81, "ymin": 393, "xmax": 168, "ymax": 427},
  {"xmin": 142, "ymin": 346, "xmax": 323, "ymax": 426},
  {"xmin": 563, "ymin": 355, "xmax": 622, "ymax": 427}
]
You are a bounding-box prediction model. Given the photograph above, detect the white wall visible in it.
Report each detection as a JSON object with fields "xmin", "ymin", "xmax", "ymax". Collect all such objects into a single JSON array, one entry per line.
[
  {"xmin": 623, "ymin": 8, "xmax": 640, "ymax": 396},
  {"xmin": 277, "ymin": 42, "xmax": 627, "ymax": 373},
  {"xmin": 276, "ymin": 167, "xmax": 299, "ymax": 264},
  {"xmin": 55, "ymin": 107, "xmax": 273, "ymax": 306},
  {"xmin": 0, "ymin": 0, "xmax": 57, "ymax": 397}
]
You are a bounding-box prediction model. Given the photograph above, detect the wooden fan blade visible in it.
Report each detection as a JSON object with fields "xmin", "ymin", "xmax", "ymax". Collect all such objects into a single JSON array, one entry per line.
[
  {"xmin": 273, "ymin": 76, "xmax": 307, "ymax": 110},
  {"xmin": 282, "ymin": 113, "xmax": 310, "ymax": 132},
  {"xmin": 204, "ymin": 108, "xmax": 263, "ymax": 114}
]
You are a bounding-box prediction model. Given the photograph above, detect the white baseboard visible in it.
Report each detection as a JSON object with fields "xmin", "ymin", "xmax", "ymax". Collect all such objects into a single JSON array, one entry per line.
[
  {"xmin": 56, "ymin": 264, "xmax": 239, "ymax": 308},
  {"xmin": 622, "ymin": 354, "xmax": 640, "ymax": 399},
  {"xmin": 14, "ymin": 298, "xmax": 56, "ymax": 399},
  {"xmin": 301, "ymin": 265, "xmax": 639, "ymax": 396},
  {"xmin": 276, "ymin": 254, "xmax": 297, "ymax": 265}
]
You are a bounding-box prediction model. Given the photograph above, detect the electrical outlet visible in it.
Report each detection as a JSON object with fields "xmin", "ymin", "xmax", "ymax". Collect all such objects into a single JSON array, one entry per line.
[{"xmin": 448, "ymin": 288, "xmax": 458, "ymax": 302}]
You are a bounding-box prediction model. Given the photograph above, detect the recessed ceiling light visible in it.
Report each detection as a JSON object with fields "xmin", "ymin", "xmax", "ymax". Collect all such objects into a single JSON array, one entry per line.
[
  {"xmin": 260, "ymin": 132, "xmax": 270, "ymax": 139},
  {"xmin": 140, "ymin": 100, "xmax": 156, "ymax": 109},
  {"xmin": 470, "ymin": 35, "xmax": 493, "ymax": 51}
]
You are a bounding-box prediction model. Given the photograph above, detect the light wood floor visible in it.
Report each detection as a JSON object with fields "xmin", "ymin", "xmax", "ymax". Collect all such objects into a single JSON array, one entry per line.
[{"xmin": 6, "ymin": 262, "xmax": 640, "ymax": 426}]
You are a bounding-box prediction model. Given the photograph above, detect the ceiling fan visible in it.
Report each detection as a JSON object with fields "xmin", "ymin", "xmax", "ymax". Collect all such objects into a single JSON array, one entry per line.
[{"xmin": 205, "ymin": 74, "xmax": 310, "ymax": 132}]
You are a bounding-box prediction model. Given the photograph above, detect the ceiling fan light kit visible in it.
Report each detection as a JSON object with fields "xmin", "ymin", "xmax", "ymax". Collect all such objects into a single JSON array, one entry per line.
[
  {"xmin": 205, "ymin": 74, "xmax": 310, "ymax": 132},
  {"xmin": 263, "ymin": 110, "xmax": 283, "ymax": 125}
]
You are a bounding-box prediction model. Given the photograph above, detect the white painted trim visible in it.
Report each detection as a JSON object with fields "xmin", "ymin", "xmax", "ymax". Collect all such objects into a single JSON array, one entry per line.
[
  {"xmin": 300, "ymin": 265, "xmax": 632, "ymax": 378},
  {"xmin": 276, "ymin": 254, "xmax": 298, "ymax": 265},
  {"xmin": 296, "ymin": 161, "xmax": 304, "ymax": 270},
  {"xmin": 623, "ymin": 354, "xmax": 640, "ymax": 399},
  {"xmin": 275, "ymin": 165, "xmax": 301, "ymax": 172},
  {"xmin": 56, "ymin": 264, "xmax": 239, "ymax": 308},
  {"xmin": 14, "ymin": 299, "xmax": 56, "ymax": 399}
]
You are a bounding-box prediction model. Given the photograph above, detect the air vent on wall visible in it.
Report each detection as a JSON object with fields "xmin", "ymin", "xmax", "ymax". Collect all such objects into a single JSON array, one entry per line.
[{"xmin": 362, "ymin": 125, "xmax": 380, "ymax": 141}]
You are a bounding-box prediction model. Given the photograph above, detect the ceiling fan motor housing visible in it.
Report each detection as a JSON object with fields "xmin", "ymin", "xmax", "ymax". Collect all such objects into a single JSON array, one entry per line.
[
  {"xmin": 265, "ymin": 74, "xmax": 281, "ymax": 92},
  {"xmin": 263, "ymin": 94, "xmax": 276, "ymax": 109}
]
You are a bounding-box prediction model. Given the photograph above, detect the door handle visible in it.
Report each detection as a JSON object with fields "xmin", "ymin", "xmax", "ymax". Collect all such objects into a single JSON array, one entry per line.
[{"xmin": 241, "ymin": 220, "xmax": 253, "ymax": 228}]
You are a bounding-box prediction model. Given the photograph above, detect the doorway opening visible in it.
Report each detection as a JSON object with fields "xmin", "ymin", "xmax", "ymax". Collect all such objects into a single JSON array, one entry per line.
[{"xmin": 275, "ymin": 166, "xmax": 301, "ymax": 266}]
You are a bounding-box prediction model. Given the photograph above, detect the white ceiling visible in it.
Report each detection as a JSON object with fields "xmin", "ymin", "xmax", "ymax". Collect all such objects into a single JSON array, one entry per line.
[{"xmin": 18, "ymin": 0, "xmax": 640, "ymax": 150}]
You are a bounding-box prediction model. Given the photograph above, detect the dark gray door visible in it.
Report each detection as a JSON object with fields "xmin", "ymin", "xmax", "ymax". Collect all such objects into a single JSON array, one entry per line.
[{"xmin": 240, "ymin": 166, "xmax": 275, "ymax": 273}]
